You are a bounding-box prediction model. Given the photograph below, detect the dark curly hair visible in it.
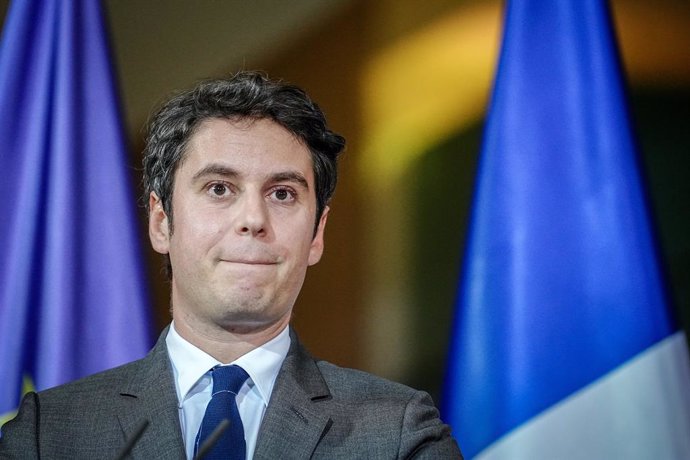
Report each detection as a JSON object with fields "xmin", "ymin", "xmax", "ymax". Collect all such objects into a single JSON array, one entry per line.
[{"xmin": 142, "ymin": 71, "xmax": 346, "ymax": 232}]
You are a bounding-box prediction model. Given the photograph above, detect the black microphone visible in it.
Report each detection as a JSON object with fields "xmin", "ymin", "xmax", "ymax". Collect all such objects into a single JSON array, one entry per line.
[
  {"xmin": 114, "ymin": 419, "xmax": 149, "ymax": 460},
  {"xmin": 193, "ymin": 419, "xmax": 230, "ymax": 460}
]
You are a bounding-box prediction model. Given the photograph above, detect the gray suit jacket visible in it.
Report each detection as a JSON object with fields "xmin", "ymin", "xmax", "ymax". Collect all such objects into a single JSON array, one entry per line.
[{"xmin": 0, "ymin": 328, "xmax": 461, "ymax": 459}]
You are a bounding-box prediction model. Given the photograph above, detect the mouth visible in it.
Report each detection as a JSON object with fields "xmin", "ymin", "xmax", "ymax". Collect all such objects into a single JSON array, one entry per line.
[{"xmin": 220, "ymin": 259, "xmax": 278, "ymax": 266}]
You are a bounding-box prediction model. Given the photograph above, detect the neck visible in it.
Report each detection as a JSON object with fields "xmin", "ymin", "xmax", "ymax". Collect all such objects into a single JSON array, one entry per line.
[{"xmin": 171, "ymin": 310, "xmax": 291, "ymax": 363}]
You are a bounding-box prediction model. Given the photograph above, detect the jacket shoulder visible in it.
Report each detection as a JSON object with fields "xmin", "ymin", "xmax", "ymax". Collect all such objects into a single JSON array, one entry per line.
[
  {"xmin": 37, "ymin": 356, "xmax": 147, "ymax": 404},
  {"xmin": 310, "ymin": 360, "xmax": 462, "ymax": 458},
  {"xmin": 315, "ymin": 360, "xmax": 418, "ymax": 400}
]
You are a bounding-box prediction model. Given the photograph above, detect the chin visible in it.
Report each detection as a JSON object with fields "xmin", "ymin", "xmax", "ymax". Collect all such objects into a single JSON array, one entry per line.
[{"xmin": 213, "ymin": 302, "xmax": 280, "ymax": 330}]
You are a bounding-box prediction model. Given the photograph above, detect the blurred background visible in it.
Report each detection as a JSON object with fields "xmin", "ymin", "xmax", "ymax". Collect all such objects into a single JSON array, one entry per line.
[{"xmin": 1, "ymin": 0, "xmax": 687, "ymax": 404}]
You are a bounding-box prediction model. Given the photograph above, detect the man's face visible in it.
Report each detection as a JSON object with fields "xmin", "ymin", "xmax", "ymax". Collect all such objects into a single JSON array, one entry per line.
[{"xmin": 148, "ymin": 117, "xmax": 327, "ymax": 333}]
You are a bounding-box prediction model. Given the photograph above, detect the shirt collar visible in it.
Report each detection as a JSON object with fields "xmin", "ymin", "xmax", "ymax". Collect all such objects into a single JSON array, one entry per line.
[{"xmin": 166, "ymin": 322, "xmax": 290, "ymax": 407}]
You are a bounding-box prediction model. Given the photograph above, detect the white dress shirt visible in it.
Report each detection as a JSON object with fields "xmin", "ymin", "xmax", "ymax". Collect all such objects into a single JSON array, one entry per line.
[{"xmin": 166, "ymin": 322, "xmax": 291, "ymax": 460}]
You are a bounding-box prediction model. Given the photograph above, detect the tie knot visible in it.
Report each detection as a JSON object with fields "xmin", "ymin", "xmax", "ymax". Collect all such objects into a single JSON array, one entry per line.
[{"xmin": 212, "ymin": 365, "xmax": 249, "ymax": 394}]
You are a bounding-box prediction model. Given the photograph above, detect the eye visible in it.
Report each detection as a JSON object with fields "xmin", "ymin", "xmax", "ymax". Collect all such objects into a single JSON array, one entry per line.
[
  {"xmin": 269, "ymin": 187, "xmax": 295, "ymax": 203},
  {"xmin": 207, "ymin": 182, "xmax": 231, "ymax": 198}
]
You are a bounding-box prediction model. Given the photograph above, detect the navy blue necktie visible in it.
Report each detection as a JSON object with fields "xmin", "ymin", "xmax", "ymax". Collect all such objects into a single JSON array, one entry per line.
[{"xmin": 195, "ymin": 365, "xmax": 249, "ymax": 460}]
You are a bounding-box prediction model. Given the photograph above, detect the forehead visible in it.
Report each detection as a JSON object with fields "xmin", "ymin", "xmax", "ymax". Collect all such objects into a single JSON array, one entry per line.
[{"xmin": 178, "ymin": 117, "xmax": 314, "ymax": 180}]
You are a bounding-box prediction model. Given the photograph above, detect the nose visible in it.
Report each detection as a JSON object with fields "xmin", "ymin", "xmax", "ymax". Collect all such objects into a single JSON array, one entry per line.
[{"xmin": 234, "ymin": 193, "xmax": 268, "ymax": 237}]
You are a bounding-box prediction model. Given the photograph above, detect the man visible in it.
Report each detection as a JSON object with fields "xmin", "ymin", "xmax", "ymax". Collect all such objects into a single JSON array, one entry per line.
[{"xmin": 0, "ymin": 71, "xmax": 461, "ymax": 459}]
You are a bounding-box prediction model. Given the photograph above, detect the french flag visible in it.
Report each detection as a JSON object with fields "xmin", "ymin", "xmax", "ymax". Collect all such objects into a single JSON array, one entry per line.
[{"xmin": 442, "ymin": 0, "xmax": 690, "ymax": 458}]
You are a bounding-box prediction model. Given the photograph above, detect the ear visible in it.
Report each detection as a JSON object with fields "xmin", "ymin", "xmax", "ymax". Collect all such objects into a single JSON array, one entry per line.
[
  {"xmin": 148, "ymin": 192, "xmax": 170, "ymax": 254},
  {"xmin": 308, "ymin": 206, "xmax": 329, "ymax": 266}
]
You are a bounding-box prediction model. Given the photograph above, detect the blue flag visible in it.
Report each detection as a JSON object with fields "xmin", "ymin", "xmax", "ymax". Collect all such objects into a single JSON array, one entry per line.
[
  {"xmin": 0, "ymin": 0, "xmax": 151, "ymax": 423},
  {"xmin": 442, "ymin": 0, "xmax": 690, "ymax": 458}
]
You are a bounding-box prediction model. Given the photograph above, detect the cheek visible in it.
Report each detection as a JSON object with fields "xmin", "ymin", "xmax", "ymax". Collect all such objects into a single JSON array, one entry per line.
[
  {"xmin": 171, "ymin": 211, "xmax": 226, "ymax": 255},
  {"xmin": 290, "ymin": 220, "xmax": 319, "ymax": 255}
]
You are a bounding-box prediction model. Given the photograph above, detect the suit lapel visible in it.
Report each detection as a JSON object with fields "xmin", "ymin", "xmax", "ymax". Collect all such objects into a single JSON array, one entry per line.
[
  {"xmin": 253, "ymin": 331, "xmax": 333, "ymax": 459},
  {"xmin": 117, "ymin": 327, "xmax": 186, "ymax": 459},
  {"xmin": 115, "ymin": 327, "xmax": 333, "ymax": 458}
]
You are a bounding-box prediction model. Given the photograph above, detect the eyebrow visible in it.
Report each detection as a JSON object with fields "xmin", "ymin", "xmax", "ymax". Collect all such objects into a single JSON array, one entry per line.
[
  {"xmin": 191, "ymin": 163, "xmax": 309, "ymax": 190},
  {"xmin": 192, "ymin": 164, "xmax": 239, "ymax": 182},
  {"xmin": 270, "ymin": 171, "xmax": 309, "ymax": 190}
]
